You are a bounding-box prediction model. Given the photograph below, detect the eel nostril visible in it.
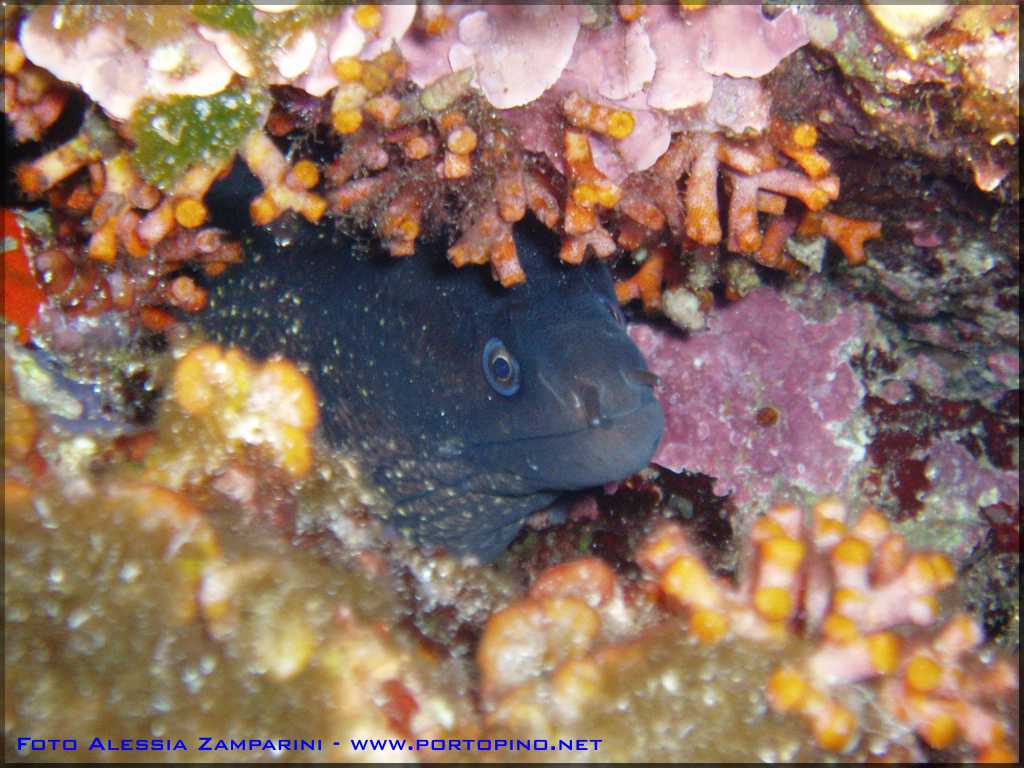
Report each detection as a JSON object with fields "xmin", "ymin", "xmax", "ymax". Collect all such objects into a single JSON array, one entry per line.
[{"xmin": 625, "ymin": 369, "xmax": 660, "ymax": 388}]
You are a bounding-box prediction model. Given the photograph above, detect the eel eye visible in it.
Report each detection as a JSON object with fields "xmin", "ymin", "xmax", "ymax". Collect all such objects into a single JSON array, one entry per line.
[{"xmin": 482, "ymin": 337, "xmax": 520, "ymax": 396}]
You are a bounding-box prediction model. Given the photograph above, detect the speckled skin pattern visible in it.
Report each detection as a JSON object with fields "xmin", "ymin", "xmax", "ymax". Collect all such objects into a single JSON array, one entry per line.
[{"xmin": 202, "ymin": 163, "xmax": 663, "ymax": 560}]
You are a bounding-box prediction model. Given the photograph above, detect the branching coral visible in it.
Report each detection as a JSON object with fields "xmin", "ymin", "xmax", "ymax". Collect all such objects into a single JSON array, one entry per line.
[
  {"xmin": 637, "ymin": 498, "xmax": 1018, "ymax": 760},
  {"xmin": 7, "ymin": 2, "xmax": 884, "ymax": 303},
  {"xmin": 612, "ymin": 121, "xmax": 882, "ymax": 320},
  {"xmin": 471, "ymin": 494, "xmax": 1017, "ymax": 761}
]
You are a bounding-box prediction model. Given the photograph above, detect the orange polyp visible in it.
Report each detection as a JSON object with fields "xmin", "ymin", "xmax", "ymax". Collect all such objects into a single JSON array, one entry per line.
[
  {"xmin": 174, "ymin": 198, "xmax": 207, "ymax": 228},
  {"xmin": 617, "ymin": 2, "xmax": 646, "ymax": 22},
  {"xmin": 866, "ymin": 632, "xmax": 901, "ymax": 675},
  {"xmin": 813, "ymin": 702, "xmax": 858, "ymax": 752},
  {"xmin": 290, "ymin": 160, "xmax": 320, "ymax": 189},
  {"xmin": 767, "ymin": 667, "xmax": 808, "ymax": 712},
  {"xmin": 928, "ymin": 553, "xmax": 955, "ymax": 588},
  {"xmin": 754, "ymin": 586, "xmax": 793, "ymax": 621},
  {"xmin": 833, "ymin": 537, "xmax": 872, "ymax": 566},
  {"xmin": 978, "ymin": 742, "xmax": 1017, "ymax": 763},
  {"xmin": 761, "ymin": 536, "xmax": 806, "ymax": 572},
  {"xmin": 905, "ymin": 654, "xmax": 943, "ymax": 693},
  {"xmin": 690, "ymin": 608, "xmax": 729, "ymax": 644},
  {"xmin": 921, "ymin": 711, "xmax": 958, "ymax": 750},
  {"xmin": 661, "ymin": 555, "xmax": 718, "ymax": 608},
  {"xmin": 822, "ymin": 614, "xmax": 860, "ymax": 644},
  {"xmin": 249, "ymin": 195, "xmax": 278, "ymax": 226}
]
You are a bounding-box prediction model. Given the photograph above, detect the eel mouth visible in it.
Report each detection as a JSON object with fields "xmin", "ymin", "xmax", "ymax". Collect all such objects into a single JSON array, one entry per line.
[{"xmin": 467, "ymin": 396, "xmax": 664, "ymax": 491}]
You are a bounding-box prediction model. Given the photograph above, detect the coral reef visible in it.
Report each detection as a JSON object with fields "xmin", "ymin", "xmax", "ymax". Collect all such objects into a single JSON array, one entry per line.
[
  {"xmin": 783, "ymin": 4, "xmax": 1018, "ymax": 199},
  {"xmin": 473, "ymin": 497, "xmax": 1018, "ymax": 761},
  {"xmin": 635, "ymin": 498, "xmax": 1018, "ymax": 760},
  {"xmin": 2, "ymin": 2, "xmax": 1018, "ymax": 764},
  {"xmin": 6, "ymin": 3, "xmax": 885, "ymax": 297}
]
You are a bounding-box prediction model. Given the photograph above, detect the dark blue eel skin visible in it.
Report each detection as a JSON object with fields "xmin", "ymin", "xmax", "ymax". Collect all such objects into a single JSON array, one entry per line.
[{"xmin": 201, "ymin": 162, "xmax": 663, "ymax": 561}]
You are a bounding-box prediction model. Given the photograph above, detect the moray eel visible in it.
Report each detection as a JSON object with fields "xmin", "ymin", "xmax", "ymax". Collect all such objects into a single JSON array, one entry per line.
[{"xmin": 202, "ymin": 163, "xmax": 663, "ymax": 561}]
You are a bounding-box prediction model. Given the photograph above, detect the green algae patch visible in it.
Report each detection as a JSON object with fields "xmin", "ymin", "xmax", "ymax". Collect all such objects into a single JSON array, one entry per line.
[
  {"xmin": 190, "ymin": 4, "xmax": 260, "ymax": 39},
  {"xmin": 130, "ymin": 87, "xmax": 269, "ymax": 191}
]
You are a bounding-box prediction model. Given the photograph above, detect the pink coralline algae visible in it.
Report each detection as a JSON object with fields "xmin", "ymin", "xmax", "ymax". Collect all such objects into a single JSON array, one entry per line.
[
  {"xmin": 429, "ymin": 3, "xmax": 808, "ymax": 180},
  {"xmin": 916, "ymin": 437, "xmax": 1020, "ymax": 560},
  {"xmin": 630, "ymin": 286, "xmax": 867, "ymax": 508},
  {"xmin": 19, "ymin": 4, "xmax": 806, "ymax": 179}
]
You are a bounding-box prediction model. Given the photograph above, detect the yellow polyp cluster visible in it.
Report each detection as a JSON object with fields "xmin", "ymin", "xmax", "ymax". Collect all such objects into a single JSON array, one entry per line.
[
  {"xmin": 353, "ymin": 4, "xmax": 382, "ymax": 31},
  {"xmin": 690, "ymin": 608, "xmax": 729, "ymax": 643},
  {"xmin": 172, "ymin": 343, "xmax": 320, "ymax": 477},
  {"xmin": 762, "ymin": 536, "xmax": 806, "ymax": 571},
  {"xmin": 563, "ymin": 92, "xmax": 636, "ymax": 140},
  {"xmin": 905, "ymin": 654, "xmax": 942, "ymax": 693},
  {"xmin": 921, "ymin": 710, "xmax": 959, "ymax": 750},
  {"xmin": 833, "ymin": 536, "xmax": 872, "ymax": 566},
  {"xmin": 249, "ymin": 195, "xmax": 278, "ymax": 226},
  {"xmin": 812, "ymin": 701, "xmax": 858, "ymax": 752},
  {"xmin": 638, "ymin": 498, "xmax": 1017, "ymax": 760},
  {"xmin": 173, "ymin": 197, "xmax": 207, "ymax": 228},
  {"xmin": 661, "ymin": 556, "xmax": 720, "ymax": 610},
  {"xmin": 791, "ymin": 123, "xmax": 818, "ymax": 148},
  {"xmin": 572, "ymin": 182, "xmax": 621, "ymax": 209},
  {"xmin": 768, "ymin": 667, "xmax": 857, "ymax": 752},
  {"xmin": 766, "ymin": 667, "xmax": 807, "ymax": 712},
  {"xmin": 754, "ymin": 586, "xmax": 793, "ymax": 622},
  {"xmin": 866, "ymin": 632, "xmax": 901, "ymax": 675},
  {"xmin": 332, "ymin": 108, "xmax": 364, "ymax": 135},
  {"xmin": 334, "ymin": 57, "xmax": 363, "ymax": 83}
]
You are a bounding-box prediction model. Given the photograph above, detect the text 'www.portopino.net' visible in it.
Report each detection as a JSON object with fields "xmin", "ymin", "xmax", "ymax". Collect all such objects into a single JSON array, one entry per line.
[{"xmin": 350, "ymin": 737, "xmax": 604, "ymax": 753}]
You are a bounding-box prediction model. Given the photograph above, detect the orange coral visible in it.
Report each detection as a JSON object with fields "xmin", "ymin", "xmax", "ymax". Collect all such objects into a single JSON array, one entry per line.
[
  {"xmin": 478, "ymin": 558, "xmax": 622, "ymax": 708},
  {"xmin": 562, "ymin": 91, "xmax": 636, "ymax": 140},
  {"xmin": 798, "ymin": 210, "xmax": 883, "ymax": 266},
  {"xmin": 614, "ymin": 246, "xmax": 667, "ymax": 312},
  {"xmin": 240, "ymin": 132, "xmax": 327, "ymax": 226},
  {"xmin": 637, "ymin": 498, "xmax": 1017, "ymax": 759},
  {"xmin": 615, "ymin": 125, "xmax": 874, "ymax": 315},
  {"xmin": 172, "ymin": 343, "xmax": 320, "ymax": 477}
]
